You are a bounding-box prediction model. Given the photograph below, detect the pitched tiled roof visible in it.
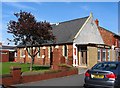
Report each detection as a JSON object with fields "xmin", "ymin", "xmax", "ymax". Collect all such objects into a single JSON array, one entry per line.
[
  {"xmin": 99, "ymin": 26, "xmax": 116, "ymax": 35},
  {"xmin": 17, "ymin": 16, "xmax": 89, "ymax": 47},
  {"xmin": 1, "ymin": 45, "xmax": 16, "ymax": 50},
  {"xmin": 99, "ymin": 26, "xmax": 120, "ymax": 38},
  {"xmin": 52, "ymin": 16, "xmax": 89, "ymax": 44}
]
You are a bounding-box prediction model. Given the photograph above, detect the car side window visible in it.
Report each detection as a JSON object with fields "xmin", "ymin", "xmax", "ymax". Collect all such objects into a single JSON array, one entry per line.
[
  {"xmin": 108, "ymin": 63, "xmax": 118, "ymax": 70},
  {"xmin": 92, "ymin": 63, "xmax": 118, "ymax": 70},
  {"xmin": 92, "ymin": 63, "xmax": 105, "ymax": 70}
]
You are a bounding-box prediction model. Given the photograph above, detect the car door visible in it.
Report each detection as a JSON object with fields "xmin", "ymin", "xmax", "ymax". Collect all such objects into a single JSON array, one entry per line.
[
  {"xmin": 117, "ymin": 63, "xmax": 120, "ymax": 86},
  {"xmin": 115, "ymin": 63, "xmax": 120, "ymax": 88}
]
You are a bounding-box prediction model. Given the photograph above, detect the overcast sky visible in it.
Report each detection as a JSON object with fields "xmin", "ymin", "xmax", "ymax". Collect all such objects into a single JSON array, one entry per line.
[{"xmin": 1, "ymin": 2, "xmax": 119, "ymax": 45}]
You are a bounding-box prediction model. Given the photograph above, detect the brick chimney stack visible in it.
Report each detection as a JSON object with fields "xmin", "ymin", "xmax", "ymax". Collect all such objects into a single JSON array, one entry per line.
[
  {"xmin": 0, "ymin": 42, "xmax": 2, "ymax": 46},
  {"xmin": 95, "ymin": 19, "xmax": 99, "ymax": 26}
]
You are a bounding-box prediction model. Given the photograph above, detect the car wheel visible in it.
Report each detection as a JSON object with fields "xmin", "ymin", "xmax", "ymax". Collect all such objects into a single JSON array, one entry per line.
[
  {"xmin": 83, "ymin": 84, "xmax": 90, "ymax": 88},
  {"xmin": 114, "ymin": 86, "xmax": 120, "ymax": 88}
]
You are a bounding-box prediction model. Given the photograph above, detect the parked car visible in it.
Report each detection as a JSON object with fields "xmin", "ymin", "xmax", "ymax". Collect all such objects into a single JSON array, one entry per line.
[{"xmin": 84, "ymin": 61, "xmax": 120, "ymax": 88}]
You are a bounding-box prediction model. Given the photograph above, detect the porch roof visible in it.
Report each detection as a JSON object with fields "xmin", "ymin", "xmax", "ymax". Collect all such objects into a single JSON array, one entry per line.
[
  {"xmin": 0, "ymin": 45, "xmax": 17, "ymax": 51},
  {"xmin": 76, "ymin": 43, "xmax": 111, "ymax": 49}
]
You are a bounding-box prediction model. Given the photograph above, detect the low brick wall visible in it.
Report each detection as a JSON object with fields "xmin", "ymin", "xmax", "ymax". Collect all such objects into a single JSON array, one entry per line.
[{"xmin": 1, "ymin": 67, "xmax": 78, "ymax": 86}]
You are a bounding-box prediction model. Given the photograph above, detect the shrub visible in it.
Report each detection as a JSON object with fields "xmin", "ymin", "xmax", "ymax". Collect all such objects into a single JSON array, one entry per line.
[{"xmin": 58, "ymin": 64, "xmax": 72, "ymax": 68}]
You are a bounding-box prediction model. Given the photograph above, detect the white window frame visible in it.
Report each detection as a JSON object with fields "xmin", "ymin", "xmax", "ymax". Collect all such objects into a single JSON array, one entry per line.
[
  {"xmin": 108, "ymin": 49, "xmax": 110, "ymax": 61},
  {"xmin": 62, "ymin": 45, "xmax": 64, "ymax": 56},
  {"xmin": 37, "ymin": 47, "xmax": 41, "ymax": 58},
  {"xmin": 55, "ymin": 45, "xmax": 59, "ymax": 48},
  {"xmin": 14, "ymin": 52, "xmax": 17, "ymax": 57},
  {"xmin": 62, "ymin": 45, "xmax": 68, "ymax": 57},
  {"xmin": 27, "ymin": 48, "xmax": 31, "ymax": 58},
  {"xmin": 102, "ymin": 49, "xmax": 106, "ymax": 61},
  {"xmin": 48, "ymin": 47, "xmax": 50, "ymax": 58},
  {"xmin": 98, "ymin": 48, "xmax": 101, "ymax": 61},
  {"xmin": 20, "ymin": 48, "xmax": 25, "ymax": 57},
  {"xmin": 1, "ymin": 52, "xmax": 7, "ymax": 54}
]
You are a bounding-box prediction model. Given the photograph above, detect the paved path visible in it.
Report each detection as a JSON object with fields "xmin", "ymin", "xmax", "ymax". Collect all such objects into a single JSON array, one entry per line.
[{"xmin": 77, "ymin": 67, "xmax": 88, "ymax": 74}]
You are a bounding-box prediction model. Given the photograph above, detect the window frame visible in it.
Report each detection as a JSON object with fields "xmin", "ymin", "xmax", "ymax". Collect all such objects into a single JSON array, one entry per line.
[
  {"xmin": 48, "ymin": 47, "xmax": 50, "ymax": 59},
  {"xmin": 37, "ymin": 47, "xmax": 41, "ymax": 58},
  {"xmin": 63, "ymin": 45, "xmax": 68, "ymax": 57},
  {"xmin": 102, "ymin": 49, "xmax": 106, "ymax": 61},
  {"xmin": 107, "ymin": 49, "xmax": 110, "ymax": 61},
  {"xmin": 20, "ymin": 48, "xmax": 25, "ymax": 57},
  {"xmin": 98, "ymin": 48, "xmax": 101, "ymax": 61}
]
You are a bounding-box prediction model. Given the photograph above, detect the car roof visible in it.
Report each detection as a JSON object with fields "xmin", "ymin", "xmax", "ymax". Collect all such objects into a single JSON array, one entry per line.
[{"xmin": 98, "ymin": 61, "xmax": 120, "ymax": 64}]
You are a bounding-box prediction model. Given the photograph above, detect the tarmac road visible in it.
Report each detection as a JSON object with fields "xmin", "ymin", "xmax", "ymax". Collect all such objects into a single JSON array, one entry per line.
[{"xmin": 15, "ymin": 74, "xmax": 85, "ymax": 88}]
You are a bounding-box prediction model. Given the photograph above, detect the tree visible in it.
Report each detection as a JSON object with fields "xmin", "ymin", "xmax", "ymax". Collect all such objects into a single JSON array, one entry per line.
[{"xmin": 7, "ymin": 11, "xmax": 55, "ymax": 71}]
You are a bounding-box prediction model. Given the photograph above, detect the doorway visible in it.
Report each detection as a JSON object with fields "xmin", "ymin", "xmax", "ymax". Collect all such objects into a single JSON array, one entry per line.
[
  {"xmin": 50, "ymin": 47, "xmax": 53, "ymax": 65},
  {"xmin": 78, "ymin": 46, "xmax": 87, "ymax": 66}
]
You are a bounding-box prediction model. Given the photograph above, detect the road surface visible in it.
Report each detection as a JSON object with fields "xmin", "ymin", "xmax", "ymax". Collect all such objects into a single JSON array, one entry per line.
[{"xmin": 15, "ymin": 74, "xmax": 85, "ymax": 88}]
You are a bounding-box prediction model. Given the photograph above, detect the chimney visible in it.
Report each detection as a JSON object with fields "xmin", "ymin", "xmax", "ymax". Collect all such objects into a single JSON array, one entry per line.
[
  {"xmin": 0, "ymin": 42, "xmax": 2, "ymax": 46},
  {"xmin": 95, "ymin": 19, "xmax": 99, "ymax": 26}
]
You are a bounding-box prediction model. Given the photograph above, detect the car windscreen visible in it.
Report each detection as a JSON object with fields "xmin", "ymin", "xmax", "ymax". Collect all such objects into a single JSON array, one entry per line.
[{"xmin": 92, "ymin": 63, "xmax": 118, "ymax": 70}]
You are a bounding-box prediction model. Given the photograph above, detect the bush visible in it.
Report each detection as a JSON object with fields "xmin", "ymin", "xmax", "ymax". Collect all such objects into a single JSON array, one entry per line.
[
  {"xmin": 32, "ymin": 66, "xmax": 50, "ymax": 70},
  {"xmin": 58, "ymin": 64, "xmax": 72, "ymax": 68}
]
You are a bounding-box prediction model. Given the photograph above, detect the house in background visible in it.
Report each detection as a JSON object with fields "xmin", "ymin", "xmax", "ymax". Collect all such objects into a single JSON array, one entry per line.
[
  {"xmin": 0, "ymin": 43, "xmax": 16, "ymax": 62},
  {"xmin": 15, "ymin": 13, "xmax": 120, "ymax": 68},
  {"xmin": 97, "ymin": 23, "xmax": 120, "ymax": 62}
]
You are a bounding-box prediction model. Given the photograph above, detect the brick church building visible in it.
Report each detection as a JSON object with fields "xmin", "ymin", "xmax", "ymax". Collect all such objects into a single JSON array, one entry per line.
[
  {"xmin": 0, "ymin": 43, "xmax": 16, "ymax": 62},
  {"xmin": 15, "ymin": 13, "xmax": 120, "ymax": 68}
]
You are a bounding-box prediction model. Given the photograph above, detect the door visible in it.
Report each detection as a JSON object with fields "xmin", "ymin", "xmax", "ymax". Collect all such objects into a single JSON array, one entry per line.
[
  {"xmin": 50, "ymin": 47, "xmax": 53, "ymax": 65},
  {"xmin": 81, "ymin": 51, "xmax": 87, "ymax": 65},
  {"xmin": 78, "ymin": 46, "xmax": 87, "ymax": 66},
  {"xmin": 9, "ymin": 51, "xmax": 14, "ymax": 61}
]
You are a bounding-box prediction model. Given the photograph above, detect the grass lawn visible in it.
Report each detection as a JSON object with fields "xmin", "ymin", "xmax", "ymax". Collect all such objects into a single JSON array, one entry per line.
[{"xmin": 0, "ymin": 62, "xmax": 50, "ymax": 75}]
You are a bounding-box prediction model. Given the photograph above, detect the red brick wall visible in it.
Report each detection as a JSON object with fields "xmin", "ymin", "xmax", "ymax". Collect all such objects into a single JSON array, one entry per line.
[
  {"xmin": 0, "ymin": 50, "xmax": 9, "ymax": 62},
  {"xmin": 52, "ymin": 48, "xmax": 62, "ymax": 70},
  {"xmin": 16, "ymin": 44, "xmax": 73, "ymax": 66},
  {"xmin": 98, "ymin": 27, "xmax": 117, "ymax": 46},
  {"xmin": 67, "ymin": 45, "xmax": 73, "ymax": 65},
  {"xmin": 34, "ymin": 46, "xmax": 50, "ymax": 65},
  {"xmin": 1, "ymin": 67, "xmax": 78, "ymax": 86},
  {"xmin": 0, "ymin": 43, "xmax": 2, "ymax": 46}
]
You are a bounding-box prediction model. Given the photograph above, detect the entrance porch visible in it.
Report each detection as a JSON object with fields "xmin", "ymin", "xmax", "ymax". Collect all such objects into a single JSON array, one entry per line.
[{"xmin": 75, "ymin": 43, "xmax": 111, "ymax": 68}]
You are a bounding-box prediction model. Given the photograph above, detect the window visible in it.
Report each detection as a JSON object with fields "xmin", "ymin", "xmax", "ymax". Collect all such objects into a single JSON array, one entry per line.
[
  {"xmin": 102, "ymin": 49, "xmax": 106, "ymax": 61},
  {"xmin": 98, "ymin": 48, "xmax": 101, "ymax": 61},
  {"xmin": 92, "ymin": 63, "xmax": 118, "ymax": 70},
  {"xmin": 118, "ymin": 52, "xmax": 120, "ymax": 57},
  {"xmin": 27, "ymin": 48, "xmax": 31, "ymax": 58},
  {"xmin": 37, "ymin": 47, "xmax": 40, "ymax": 58},
  {"xmin": 14, "ymin": 52, "xmax": 17, "ymax": 57},
  {"xmin": 64, "ymin": 45, "xmax": 67, "ymax": 56},
  {"xmin": 20, "ymin": 49, "xmax": 25, "ymax": 57},
  {"xmin": 63, "ymin": 45, "xmax": 67, "ymax": 57},
  {"xmin": 108, "ymin": 49, "xmax": 110, "ymax": 61},
  {"xmin": 48, "ymin": 47, "xmax": 50, "ymax": 58},
  {"xmin": 1, "ymin": 52, "xmax": 7, "ymax": 54}
]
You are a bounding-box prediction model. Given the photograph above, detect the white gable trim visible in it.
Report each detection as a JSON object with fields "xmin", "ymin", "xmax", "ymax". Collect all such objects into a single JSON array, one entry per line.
[
  {"xmin": 73, "ymin": 12, "xmax": 104, "ymax": 45},
  {"xmin": 74, "ymin": 13, "xmax": 93, "ymax": 39}
]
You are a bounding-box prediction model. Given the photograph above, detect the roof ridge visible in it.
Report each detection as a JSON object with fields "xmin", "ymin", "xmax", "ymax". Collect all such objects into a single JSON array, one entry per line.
[
  {"xmin": 99, "ymin": 26, "xmax": 118, "ymax": 36},
  {"xmin": 53, "ymin": 16, "xmax": 89, "ymax": 25}
]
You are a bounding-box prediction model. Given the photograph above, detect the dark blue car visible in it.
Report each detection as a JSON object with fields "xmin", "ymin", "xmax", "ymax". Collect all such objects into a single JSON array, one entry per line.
[{"xmin": 84, "ymin": 61, "xmax": 120, "ymax": 88}]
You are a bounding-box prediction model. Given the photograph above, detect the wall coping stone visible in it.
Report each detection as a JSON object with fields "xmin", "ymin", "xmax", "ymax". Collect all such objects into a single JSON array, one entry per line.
[
  {"xmin": 10, "ymin": 66, "xmax": 21, "ymax": 70},
  {"xmin": 2, "ymin": 74, "xmax": 12, "ymax": 78}
]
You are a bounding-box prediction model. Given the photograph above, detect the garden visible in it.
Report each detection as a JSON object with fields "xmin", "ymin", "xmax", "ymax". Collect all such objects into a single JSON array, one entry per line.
[
  {"xmin": 0, "ymin": 62, "xmax": 50, "ymax": 75},
  {"xmin": 1, "ymin": 62, "xmax": 78, "ymax": 86}
]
